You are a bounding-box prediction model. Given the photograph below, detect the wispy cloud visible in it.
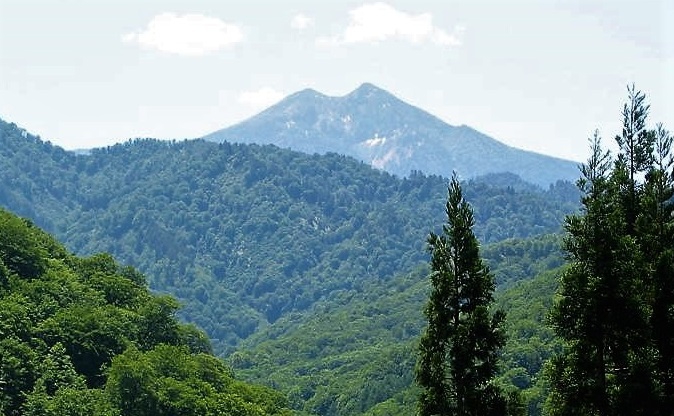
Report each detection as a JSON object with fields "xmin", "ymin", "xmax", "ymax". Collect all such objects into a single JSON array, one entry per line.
[
  {"xmin": 316, "ymin": 2, "xmax": 463, "ymax": 47},
  {"xmin": 122, "ymin": 13, "xmax": 243, "ymax": 56},
  {"xmin": 238, "ymin": 87, "xmax": 284, "ymax": 109},
  {"xmin": 291, "ymin": 13, "xmax": 315, "ymax": 31}
]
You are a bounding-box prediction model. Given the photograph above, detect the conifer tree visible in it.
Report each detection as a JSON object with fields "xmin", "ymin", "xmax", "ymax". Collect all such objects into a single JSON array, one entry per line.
[
  {"xmin": 548, "ymin": 86, "xmax": 673, "ymax": 415},
  {"xmin": 640, "ymin": 124, "xmax": 674, "ymax": 414},
  {"xmin": 548, "ymin": 132, "xmax": 648, "ymax": 415},
  {"xmin": 416, "ymin": 174, "xmax": 507, "ymax": 416},
  {"xmin": 615, "ymin": 84, "xmax": 656, "ymax": 234}
]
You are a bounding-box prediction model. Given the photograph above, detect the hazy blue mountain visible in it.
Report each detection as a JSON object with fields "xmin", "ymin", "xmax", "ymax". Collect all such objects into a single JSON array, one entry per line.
[{"xmin": 205, "ymin": 83, "xmax": 578, "ymax": 187}]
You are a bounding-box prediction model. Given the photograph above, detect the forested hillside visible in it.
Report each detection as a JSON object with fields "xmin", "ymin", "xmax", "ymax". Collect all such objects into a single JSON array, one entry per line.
[
  {"xmin": 0, "ymin": 117, "xmax": 580, "ymax": 414},
  {"xmin": 0, "ymin": 208, "xmax": 291, "ymax": 415},
  {"xmin": 232, "ymin": 233, "xmax": 566, "ymax": 415},
  {"xmin": 0, "ymin": 118, "xmax": 578, "ymax": 351}
]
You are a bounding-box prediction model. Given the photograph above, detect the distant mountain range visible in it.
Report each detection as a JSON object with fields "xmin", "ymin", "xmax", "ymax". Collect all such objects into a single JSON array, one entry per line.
[{"xmin": 205, "ymin": 83, "xmax": 579, "ymax": 187}]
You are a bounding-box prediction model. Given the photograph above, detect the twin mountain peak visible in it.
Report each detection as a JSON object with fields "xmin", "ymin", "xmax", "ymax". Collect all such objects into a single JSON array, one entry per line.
[{"xmin": 204, "ymin": 83, "xmax": 577, "ymax": 187}]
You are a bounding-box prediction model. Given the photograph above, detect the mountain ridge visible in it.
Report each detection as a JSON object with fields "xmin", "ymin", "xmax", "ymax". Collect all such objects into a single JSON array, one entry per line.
[
  {"xmin": 205, "ymin": 83, "xmax": 578, "ymax": 187},
  {"xmin": 0, "ymin": 116, "xmax": 580, "ymax": 414},
  {"xmin": 0, "ymin": 116, "xmax": 579, "ymax": 352}
]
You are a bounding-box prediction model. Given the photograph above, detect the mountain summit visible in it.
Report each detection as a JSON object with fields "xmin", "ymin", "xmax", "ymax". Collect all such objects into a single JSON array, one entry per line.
[{"xmin": 204, "ymin": 83, "xmax": 578, "ymax": 186}]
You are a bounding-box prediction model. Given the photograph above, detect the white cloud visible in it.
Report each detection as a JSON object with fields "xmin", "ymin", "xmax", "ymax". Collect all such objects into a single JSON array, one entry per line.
[
  {"xmin": 317, "ymin": 2, "xmax": 462, "ymax": 47},
  {"xmin": 122, "ymin": 13, "xmax": 243, "ymax": 56},
  {"xmin": 291, "ymin": 13, "xmax": 314, "ymax": 30},
  {"xmin": 238, "ymin": 87, "xmax": 284, "ymax": 109},
  {"xmin": 363, "ymin": 135, "xmax": 387, "ymax": 147}
]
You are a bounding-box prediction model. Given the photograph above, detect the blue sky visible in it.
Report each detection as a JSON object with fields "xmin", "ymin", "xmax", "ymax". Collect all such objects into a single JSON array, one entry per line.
[{"xmin": 0, "ymin": 0, "xmax": 671, "ymax": 161}]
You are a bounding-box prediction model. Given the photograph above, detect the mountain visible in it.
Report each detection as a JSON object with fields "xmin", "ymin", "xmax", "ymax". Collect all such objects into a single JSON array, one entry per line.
[
  {"xmin": 0, "ymin": 117, "xmax": 578, "ymax": 346},
  {"xmin": 204, "ymin": 83, "xmax": 578, "ymax": 187},
  {"xmin": 0, "ymin": 117, "xmax": 580, "ymax": 414}
]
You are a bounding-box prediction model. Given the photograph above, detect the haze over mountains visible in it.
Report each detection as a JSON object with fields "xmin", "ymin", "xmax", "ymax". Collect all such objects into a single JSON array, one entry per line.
[{"xmin": 205, "ymin": 83, "xmax": 578, "ymax": 187}]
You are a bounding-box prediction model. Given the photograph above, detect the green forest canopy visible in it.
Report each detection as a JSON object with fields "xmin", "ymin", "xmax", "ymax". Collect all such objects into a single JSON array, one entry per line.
[
  {"xmin": 0, "ymin": 117, "xmax": 580, "ymax": 355},
  {"xmin": 0, "ymin": 116, "xmax": 583, "ymax": 415},
  {"xmin": 0, "ymin": 208, "xmax": 292, "ymax": 416}
]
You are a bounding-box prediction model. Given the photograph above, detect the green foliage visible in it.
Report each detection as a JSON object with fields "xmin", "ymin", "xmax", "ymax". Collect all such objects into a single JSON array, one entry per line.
[
  {"xmin": 496, "ymin": 268, "xmax": 563, "ymax": 415},
  {"xmin": 23, "ymin": 386, "xmax": 119, "ymax": 416},
  {"xmin": 0, "ymin": 208, "xmax": 291, "ymax": 415},
  {"xmin": 37, "ymin": 304, "xmax": 136, "ymax": 386},
  {"xmin": 0, "ymin": 117, "xmax": 579, "ymax": 358},
  {"xmin": 548, "ymin": 87, "xmax": 673, "ymax": 415},
  {"xmin": 135, "ymin": 295, "xmax": 182, "ymax": 350},
  {"xmin": 0, "ymin": 201, "xmax": 565, "ymax": 416},
  {"xmin": 0, "ymin": 336, "xmax": 39, "ymax": 414},
  {"xmin": 21, "ymin": 343, "xmax": 119, "ymax": 416},
  {"xmin": 105, "ymin": 345, "xmax": 291, "ymax": 416},
  {"xmin": 226, "ymin": 241, "xmax": 565, "ymax": 415},
  {"xmin": 482, "ymin": 233, "xmax": 564, "ymax": 289},
  {"xmin": 0, "ymin": 213, "xmax": 48, "ymax": 279},
  {"xmin": 0, "ymin": 116, "xmax": 583, "ymax": 414},
  {"xmin": 416, "ymin": 175, "xmax": 509, "ymax": 415},
  {"xmin": 230, "ymin": 268, "xmax": 427, "ymax": 415}
]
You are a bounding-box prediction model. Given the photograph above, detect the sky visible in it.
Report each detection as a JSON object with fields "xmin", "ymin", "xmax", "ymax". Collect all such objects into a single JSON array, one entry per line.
[{"xmin": 0, "ymin": 0, "xmax": 672, "ymax": 162}]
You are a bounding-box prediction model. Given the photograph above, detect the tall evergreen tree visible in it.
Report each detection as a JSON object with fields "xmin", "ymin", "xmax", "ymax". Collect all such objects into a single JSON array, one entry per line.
[
  {"xmin": 547, "ymin": 132, "xmax": 617, "ymax": 415},
  {"xmin": 416, "ymin": 174, "xmax": 507, "ymax": 416},
  {"xmin": 616, "ymin": 85, "xmax": 654, "ymax": 181},
  {"xmin": 640, "ymin": 124, "xmax": 674, "ymax": 414},
  {"xmin": 615, "ymin": 84, "xmax": 655, "ymax": 232},
  {"xmin": 548, "ymin": 87, "xmax": 673, "ymax": 415}
]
